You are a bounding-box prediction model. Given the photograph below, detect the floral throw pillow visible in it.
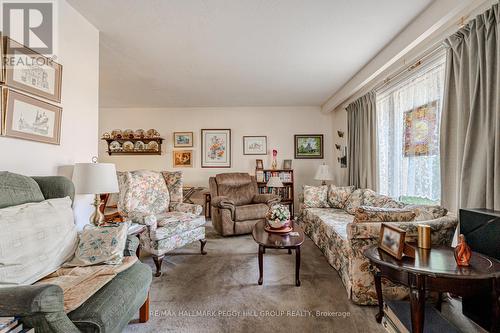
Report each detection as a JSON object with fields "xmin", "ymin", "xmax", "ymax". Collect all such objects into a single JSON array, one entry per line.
[
  {"xmin": 327, "ymin": 185, "xmax": 355, "ymax": 208},
  {"xmin": 64, "ymin": 222, "xmax": 129, "ymax": 267},
  {"xmin": 344, "ymin": 188, "xmax": 366, "ymax": 214},
  {"xmin": 405, "ymin": 205, "xmax": 448, "ymax": 221},
  {"xmin": 353, "ymin": 206, "xmax": 416, "ymax": 223},
  {"xmin": 363, "ymin": 189, "xmax": 403, "ymax": 208},
  {"xmin": 303, "ymin": 185, "xmax": 329, "ymax": 208}
]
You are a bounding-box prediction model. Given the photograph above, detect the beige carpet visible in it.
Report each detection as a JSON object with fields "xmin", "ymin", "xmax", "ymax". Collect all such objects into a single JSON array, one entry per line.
[{"xmin": 124, "ymin": 222, "xmax": 384, "ymax": 333}]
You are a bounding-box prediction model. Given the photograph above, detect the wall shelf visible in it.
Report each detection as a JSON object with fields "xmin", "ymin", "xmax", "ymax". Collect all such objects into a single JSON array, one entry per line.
[{"xmin": 102, "ymin": 138, "xmax": 164, "ymax": 156}]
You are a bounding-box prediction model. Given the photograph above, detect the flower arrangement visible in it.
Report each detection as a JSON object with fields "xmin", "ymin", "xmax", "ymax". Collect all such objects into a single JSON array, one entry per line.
[{"xmin": 266, "ymin": 204, "xmax": 291, "ymax": 229}]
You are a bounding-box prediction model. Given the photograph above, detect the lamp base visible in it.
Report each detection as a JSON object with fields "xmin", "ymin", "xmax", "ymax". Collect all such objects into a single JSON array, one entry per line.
[{"xmin": 90, "ymin": 194, "xmax": 105, "ymax": 226}]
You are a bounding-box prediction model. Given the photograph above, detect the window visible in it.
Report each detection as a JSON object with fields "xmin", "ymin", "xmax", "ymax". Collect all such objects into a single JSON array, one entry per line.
[{"xmin": 376, "ymin": 52, "xmax": 446, "ymax": 204}]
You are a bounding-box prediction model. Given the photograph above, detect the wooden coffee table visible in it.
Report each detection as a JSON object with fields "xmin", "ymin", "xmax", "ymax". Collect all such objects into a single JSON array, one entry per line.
[
  {"xmin": 364, "ymin": 245, "xmax": 500, "ymax": 333},
  {"xmin": 252, "ymin": 220, "xmax": 305, "ymax": 286}
]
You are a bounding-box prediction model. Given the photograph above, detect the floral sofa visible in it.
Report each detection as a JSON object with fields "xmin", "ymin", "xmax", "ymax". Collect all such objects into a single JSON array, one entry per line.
[{"xmin": 299, "ymin": 185, "xmax": 458, "ymax": 305}]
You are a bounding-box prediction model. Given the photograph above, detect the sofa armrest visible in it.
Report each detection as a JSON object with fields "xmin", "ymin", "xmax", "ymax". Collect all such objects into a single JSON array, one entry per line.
[
  {"xmin": 170, "ymin": 202, "xmax": 203, "ymax": 215},
  {"xmin": 346, "ymin": 213, "xmax": 458, "ymax": 244},
  {"xmin": 124, "ymin": 235, "xmax": 140, "ymax": 257},
  {"xmin": 211, "ymin": 196, "xmax": 235, "ymax": 209},
  {"xmin": 252, "ymin": 194, "xmax": 280, "ymax": 205},
  {"xmin": 126, "ymin": 212, "xmax": 158, "ymax": 230},
  {"xmin": 0, "ymin": 284, "xmax": 64, "ymax": 316}
]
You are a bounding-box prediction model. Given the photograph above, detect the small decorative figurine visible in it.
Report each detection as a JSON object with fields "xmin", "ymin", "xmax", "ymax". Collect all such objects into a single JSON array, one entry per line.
[
  {"xmin": 454, "ymin": 234, "xmax": 472, "ymax": 266},
  {"xmin": 271, "ymin": 149, "xmax": 278, "ymax": 170}
]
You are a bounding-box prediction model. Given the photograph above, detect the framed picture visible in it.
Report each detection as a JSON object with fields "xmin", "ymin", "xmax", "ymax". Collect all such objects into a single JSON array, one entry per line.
[
  {"xmin": 283, "ymin": 159, "xmax": 292, "ymax": 170},
  {"xmin": 243, "ymin": 136, "xmax": 267, "ymax": 155},
  {"xmin": 173, "ymin": 150, "xmax": 193, "ymax": 168},
  {"xmin": 174, "ymin": 131, "xmax": 193, "ymax": 147},
  {"xmin": 256, "ymin": 159, "xmax": 264, "ymax": 170},
  {"xmin": 255, "ymin": 170, "xmax": 264, "ymax": 182},
  {"xmin": 3, "ymin": 88, "xmax": 62, "ymax": 145},
  {"xmin": 294, "ymin": 134, "xmax": 324, "ymax": 159},
  {"xmin": 4, "ymin": 37, "xmax": 63, "ymax": 103},
  {"xmin": 379, "ymin": 223, "xmax": 406, "ymax": 260},
  {"xmin": 201, "ymin": 129, "xmax": 231, "ymax": 168}
]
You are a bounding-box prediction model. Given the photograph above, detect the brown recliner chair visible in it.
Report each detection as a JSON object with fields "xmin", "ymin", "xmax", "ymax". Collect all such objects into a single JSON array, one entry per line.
[{"xmin": 209, "ymin": 173, "xmax": 280, "ymax": 236}]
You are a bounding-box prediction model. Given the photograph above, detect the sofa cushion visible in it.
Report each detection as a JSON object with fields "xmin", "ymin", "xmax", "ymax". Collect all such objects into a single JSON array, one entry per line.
[
  {"xmin": 362, "ymin": 189, "xmax": 403, "ymax": 208},
  {"xmin": 161, "ymin": 171, "xmax": 183, "ymax": 203},
  {"xmin": 68, "ymin": 261, "xmax": 151, "ymax": 333},
  {"xmin": 0, "ymin": 171, "xmax": 45, "ymax": 209},
  {"xmin": 215, "ymin": 173, "xmax": 256, "ymax": 206},
  {"xmin": 303, "ymin": 185, "xmax": 329, "ymax": 208},
  {"xmin": 149, "ymin": 213, "xmax": 205, "ymax": 241},
  {"xmin": 64, "ymin": 223, "xmax": 129, "ymax": 267},
  {"xmin": 118, "ymin": 170, "xmax": 170, "ymax": 216},
  {"xmin": 405, "ymin": 205, "xmax": 448, "ymax": 221},
  {"xmin": 353, "ymin": 206, "xmax": 416, "ymax": 223},
  {"xmin": 327, "ymin": 185, "xmax": 355, "ymax": 208},
  {"xmin": 0, "ymin": 197, "xmax": 77, "ymax": 286},
  {"xmin": 344, "ymin": 189, "xmax": 366, "ymax": 214},
  {"xmin": 235, "ymin": 203, "xmax": 268, "ymax": 221}
]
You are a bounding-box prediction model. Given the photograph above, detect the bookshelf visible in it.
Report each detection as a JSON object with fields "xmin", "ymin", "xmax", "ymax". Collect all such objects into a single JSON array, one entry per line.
[{"xmin": 256, "ymin": 169, "xmax": 294, "ymax": 218}]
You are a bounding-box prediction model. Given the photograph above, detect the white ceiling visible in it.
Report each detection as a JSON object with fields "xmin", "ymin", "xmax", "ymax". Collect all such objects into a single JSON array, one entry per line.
[{"xmin": 67, "ymin": 0, "xmax": 433, "ymax": 108}]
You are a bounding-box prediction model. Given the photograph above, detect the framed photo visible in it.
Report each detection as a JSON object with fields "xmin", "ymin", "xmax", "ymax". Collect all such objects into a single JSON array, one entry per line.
[
  {"xmin": 4, "ymin": 37, "xmax": 63, "ymax": 103},
  {"xmin": 283, "ymin": 159, "xmax": 292, "ymax": 170},
  {"xmin": 3, "ymin": 88, "xmax": 62, "ymax": 145},
  {"xmin": 379, "ymin": 223, "xmax": 406, "ymax": 260},
  {"xmin": 243, "ymin": 136, "xmax": 267, "ymax": 155},
  {"xmin": 294, "ymin": 134, "xmax": 324, "ymax": 159},
  {"xmin": 173, "ymin": 150, "xmax": 193, "ymax": 168},
  {"xmin": 174, "ymin": 131, "xmax": 193, "ymax": 147},
  {"xmin": 256, "ymin": 159, "xmax": 264, "ymax": 170},
  {"xmin": 201, "ymin": 129, "xmax": 231, "ymax": 168},
  {"xmin": 256, "ymin": 170, "xmax": 264, "ymax": 182}
]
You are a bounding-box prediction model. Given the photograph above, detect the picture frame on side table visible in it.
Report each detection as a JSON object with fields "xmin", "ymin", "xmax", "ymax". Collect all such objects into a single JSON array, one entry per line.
[
  {"xmin": 283, "ymin": 159, "xmax": 292, "ymax": 170},
  {"xmin": 201, "ymin": 129, "xmax": 231, "ymax": 168},
  {"xmin": 173, "ymin": 150, "xmax": 193, "ymax": 168},
  {"xmin": 174, "ymin": 131, "xmax": 193, "ymax": 147},
  {"xmin": 255, "ymin": 159, "xmax": 264, "ymax": 170},
  {"xmin": 379, "ymin": 223, "xmax": 406, "ymax": 260},
  {"xmin": 4, "ymin": 37, "xmax": 63, "ymax": 103},
  {"xmin": 294, "ymin": 134, "xmax": 324, "ymax": 159},
  {"xmin": 3, "ymin": 88, "xmax": 62, "ymax": 145},
  {"xmin": 243, "ymin": 136, "xmax": 267, "ymax": 155}
]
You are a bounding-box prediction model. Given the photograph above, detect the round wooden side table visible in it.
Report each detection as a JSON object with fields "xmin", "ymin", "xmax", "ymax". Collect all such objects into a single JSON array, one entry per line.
[
  {"xmin": 252, "ymin": 220, "xmax": 305, "ymax": 286},
  {"xmin": 364, "ymin": 245, "xmax": 500, "ymax": 333}
]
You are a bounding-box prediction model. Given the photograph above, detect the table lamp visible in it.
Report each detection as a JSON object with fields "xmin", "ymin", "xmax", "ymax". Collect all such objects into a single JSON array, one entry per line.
[
  {"xmin": 315, "ymin": 163, "xmax": 333, "ymax": 185},
  {"xmin": 73, "ymin": 162, "xmax": 119, "ymax": 226},
  {"xmin": 267, "ymin": 176, "xmax": 284, "ymax": 188}
]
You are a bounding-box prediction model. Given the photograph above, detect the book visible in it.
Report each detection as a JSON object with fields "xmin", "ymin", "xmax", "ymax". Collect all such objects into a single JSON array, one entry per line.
[{"xmin": 383, "ymin": 300, "xmax": 460, "ymax": 333}]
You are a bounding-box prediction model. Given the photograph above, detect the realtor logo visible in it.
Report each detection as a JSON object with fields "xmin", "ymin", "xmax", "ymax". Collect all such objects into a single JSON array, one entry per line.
[{"xmin": 2, "ymin": 2, "xmax": 53, "ymax": 54}]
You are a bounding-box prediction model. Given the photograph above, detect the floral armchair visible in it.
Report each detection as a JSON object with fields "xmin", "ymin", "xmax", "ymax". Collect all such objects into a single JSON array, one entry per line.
[{"xmin": 117, "ymin": 170, "xmax": 206, "ymax": 277}]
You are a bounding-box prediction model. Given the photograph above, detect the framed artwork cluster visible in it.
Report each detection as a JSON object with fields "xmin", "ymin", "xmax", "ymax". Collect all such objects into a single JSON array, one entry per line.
[
  {"xmin": 173, "ymin": 132, "xmax": 194, "ymax": 168},
  {"xmin": 0, "ymin": 36, "xmax": 63, "ymax": 145}
]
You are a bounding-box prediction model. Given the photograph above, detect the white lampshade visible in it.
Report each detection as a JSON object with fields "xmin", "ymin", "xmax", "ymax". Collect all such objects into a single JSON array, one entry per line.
[
  {"xmin": 72, "ymin": 163, "xmax": 119, "ymax": 194},
  {"xmin": 267, "ymin": 176, "xmax": 284, "ymax": 188},
  {"xmin": 314, "ymin": 163, "xmax": 333, "ymax": 181}
]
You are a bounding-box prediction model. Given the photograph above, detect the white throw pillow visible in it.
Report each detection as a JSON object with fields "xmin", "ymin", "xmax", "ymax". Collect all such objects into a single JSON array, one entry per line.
[
  {"xmin": 0, "ymin": 197, "xmax": 78, "ymax": 286},
  {"xmin": 64, "ymin": 222, "xmax": 129, "ymax": 267}
]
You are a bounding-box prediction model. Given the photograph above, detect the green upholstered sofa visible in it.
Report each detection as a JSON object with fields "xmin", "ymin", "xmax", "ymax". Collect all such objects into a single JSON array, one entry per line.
[{"xmin": 0, "ymin": 171, "xmax": 152, "ymax": 333}]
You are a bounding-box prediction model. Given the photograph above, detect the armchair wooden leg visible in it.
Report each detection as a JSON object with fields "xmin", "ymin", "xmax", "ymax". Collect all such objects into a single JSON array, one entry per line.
[
  {"xmin": 139, "ymin": 292, "xmax": 150, "ymax": 323},
  {"xmin": 152, "ymin": 255, "xmax": 164, "ymax": 277},
  {"xmin": 200, "ymin": 239, "xmax": 207, "ymax": 255}
]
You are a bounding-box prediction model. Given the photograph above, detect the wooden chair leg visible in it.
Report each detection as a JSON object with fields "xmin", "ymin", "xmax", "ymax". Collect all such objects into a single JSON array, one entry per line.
[
  {"xmin": 152, "ymin": 255, "xmax": 164, "ymax": 277},
  {"xmin": 139, "ymin": 292, "xmax": 149, "ymax": 323},
  {"xmin": 200, "ymin": 239, "xmax": 207, "ymax": 255}
]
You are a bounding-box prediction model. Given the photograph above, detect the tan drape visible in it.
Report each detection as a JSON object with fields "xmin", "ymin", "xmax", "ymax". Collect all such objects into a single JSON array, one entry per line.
[
  {"xmin": 441, "ymin": 3, "xmax": 500, "ymax": 212},
  {"xmin": 347, "ymin": 91, "xmax": 378, "ymax": 190}
]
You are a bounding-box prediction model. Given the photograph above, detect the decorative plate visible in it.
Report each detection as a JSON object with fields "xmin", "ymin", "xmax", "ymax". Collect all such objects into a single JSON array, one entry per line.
[
  {"xmin": 123, "ymin": 129, "xmax": 134, "ymax": 139},
  {"xmin": 146, "ymin": 129, "xmax": 160, "ymax": 138},
  {"xmin": 111, "ymin": 129, "xmax": 122, "ymax": 139},
  {"xmin": 147, "ymin": 141, "xmax": 159, "ymax": 151},
  {"xmin": 109, "ymin": 141, "xmax": 121, "ymax": 151},
  {"xmin": 102, "ymin": 132, "xmax": 111, "ymax": 139},
  {"xmin": 134, "ymin": 129, "xmax": 146, "ymax": 139},
  {"xmin": 134, "ymin": 141, "xmax": 145, "ymax": 150},
  {"xmin": 123, "ymin": 141, "xmax": 134, "ymax": 151}
]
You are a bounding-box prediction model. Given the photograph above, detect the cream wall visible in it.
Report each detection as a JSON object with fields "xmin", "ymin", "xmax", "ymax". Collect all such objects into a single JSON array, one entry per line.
[
  {"xmin": 99, "ymin": 107, "xmax": 334, "ymax": 211},
  {"xmin": 331, "ymin": 109, "xmax": 349, "ymax": 186},
  {"xmin": 0, "ymin": 1, "xmax": 99, "ymax": 229}
]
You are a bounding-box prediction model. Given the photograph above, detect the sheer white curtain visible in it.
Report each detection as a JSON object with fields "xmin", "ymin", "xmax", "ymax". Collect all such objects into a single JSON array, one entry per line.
[{"xmin": 376, "ymin": 53, "xmax": 446, "ymax": 203}]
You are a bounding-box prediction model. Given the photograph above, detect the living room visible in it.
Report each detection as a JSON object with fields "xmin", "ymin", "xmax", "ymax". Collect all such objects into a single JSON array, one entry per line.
[{"xmin": 0, "ymin": 0, "xmax": 499, "ymax": 333}]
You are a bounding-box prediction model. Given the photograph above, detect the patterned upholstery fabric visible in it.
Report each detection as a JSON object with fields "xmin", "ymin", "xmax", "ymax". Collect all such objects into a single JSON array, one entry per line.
[
  {"xmin": 343, "ymin": 188, "xmax": 366, "ymax": 214},
  {"xmin": 405, "ymin": 205, "xmax": 448, "ymax": 221},
  {"xmin": 161, "ymin": 171, "xmax": 183, "ymax": 203},
  {"xmin": 353, "ymin": 206, "xmax": 416, "ymax": 223},
  {"xmin": 117, "ymin": 170, "xmax": 205, "ymax": 258},
  {"xmin": 362, "ymin": 189, "xmax": 403, "ymax": 208},
  {"xmin": 303, "ymin": 185, "xmax": 329, "ymax": 208},
  {"xmin": 301, "ymin": 206, "xmax": 458, "ymax": 305},
  {"xmin": 327, "ymin": 185, "xmax": 355, "ymax": 208}
]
